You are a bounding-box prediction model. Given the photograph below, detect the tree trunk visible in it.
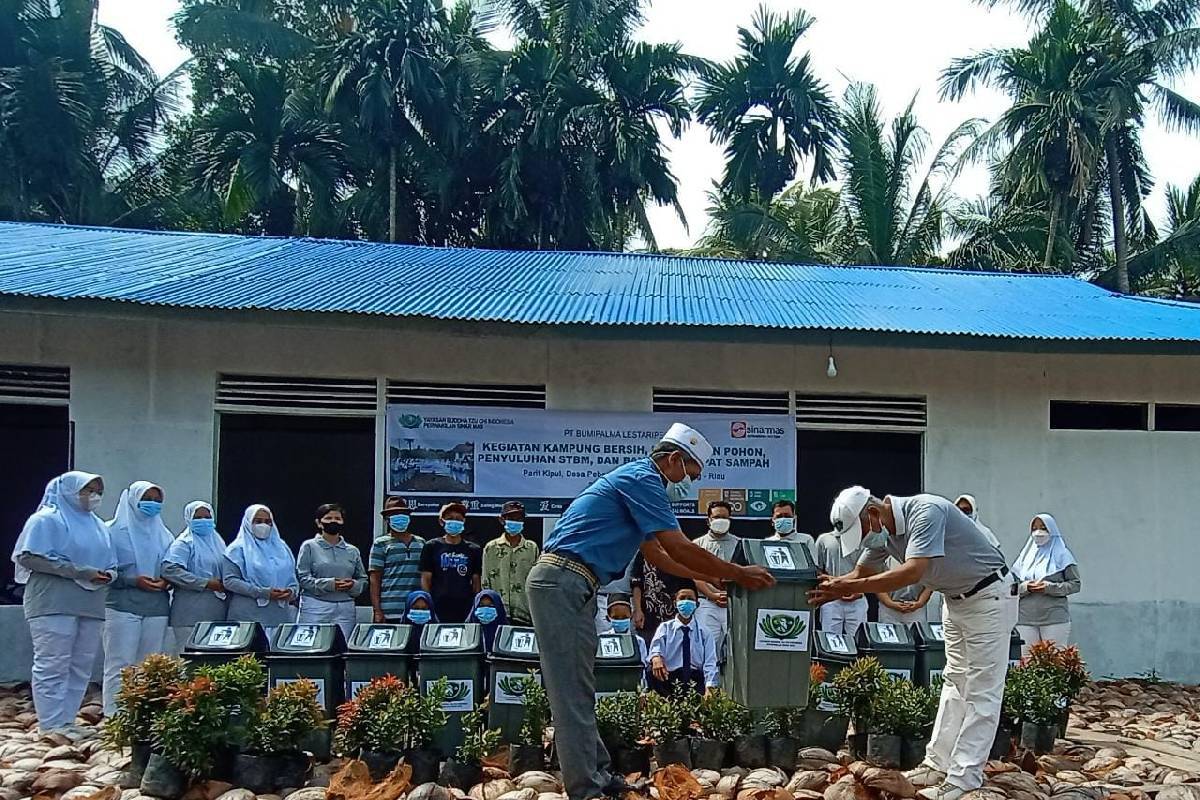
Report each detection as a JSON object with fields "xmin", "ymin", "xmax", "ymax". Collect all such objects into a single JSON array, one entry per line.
[
  {"xmin": 1043, "ymin": 196, "xmax": 1059, "ymax": 269},
  {"xmin": 1106, "ymin": 133, "xmax": 1130, "ymax": 293},
  {"xmin": 389, "ymin": 146, "xmax": 398, "ymax": 243}
]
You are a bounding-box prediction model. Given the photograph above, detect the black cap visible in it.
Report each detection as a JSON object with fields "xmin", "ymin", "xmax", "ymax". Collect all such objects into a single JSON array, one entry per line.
[
  {"xmin": 500, "ymin": 500, "xmax": 525, "ymax": 516},
  {"xmin": 381, "ymin": 496, "xmax": 410, "ymax": 515}
]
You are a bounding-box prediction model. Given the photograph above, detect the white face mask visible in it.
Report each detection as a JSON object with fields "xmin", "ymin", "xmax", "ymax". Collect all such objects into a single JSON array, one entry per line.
[
  {"xmin": 709, "ymin": 518, "xmax": 731, "ymax": 535},
  {"xmin": 251, "ymin": 523, "xmax": 273, "ymax": 540},
  {"xmin": 1032, "ymin": 530, "xmax": 1051, "ymax": 546},
  {"xmin": 85, "ymin": 493, "xmax": 103, "ymax": 512}
]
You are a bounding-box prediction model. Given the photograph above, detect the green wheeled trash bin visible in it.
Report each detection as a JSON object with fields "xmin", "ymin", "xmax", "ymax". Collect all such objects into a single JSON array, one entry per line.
[
  {"xmin": 488, "ymin": 626, "xmax": 541, "ymax": 743},
  {"xmin": 344, "ymin": 623, "xmax": 414, "ymax": 699},
  {"xmin": 855, "ymin": 622, "xmax": 917, "ymax": 681},
  {"xmin": 420, "ymin": 623, "xmax": 485, "ymax": 758},
  {"xmin": 267, "ymin": 623, "xmax": 347, "ymax": 717},
  {"xmin": 811, "ymin": 629, "xmax": 858, "ymax": 711},
  {"xmin": 183, "ymin": 621, "xmax": 269, "ymax": 670},
  {"xmin": 726, "ymin": 538, "xmax": 819, "ymax": 709},
  {"xmin": 912, "ymin": 621, "xmax": 946, "ymax": 686},
  {"xmin": 594, "ymin": 633, "xmax": 644, "ymax": 698}
]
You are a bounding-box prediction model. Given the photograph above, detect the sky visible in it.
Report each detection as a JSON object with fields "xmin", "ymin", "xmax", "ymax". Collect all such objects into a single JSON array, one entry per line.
[{"xmin": 97, "ymin": 0, "xmax": 1200, "ymax": 250}]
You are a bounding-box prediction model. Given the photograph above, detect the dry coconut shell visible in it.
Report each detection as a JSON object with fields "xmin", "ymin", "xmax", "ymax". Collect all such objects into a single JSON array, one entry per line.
[
  {"xmin": 785, "ymin": 772, "xmax": 829, "ymax": 793},
  {"xmin": 494, "ymin": 789, "xmax": 536, "ymax": 800},
  {"xmin": 536, "ymin": 793, "xmax": 566, "ymax": 800},
  {"xmin": 793, "ymin": 792, "xmax": 824, "ymax": 800},
  {"xmin": 655, "ymin": 764, "xmax": 704, "ymax": 800},
  {"xmin": 850, "ymin": 765, "xmax": 914, "ymax": 799},
  {"xmin": 742, "ymin": 770, "xmax": 786, "ymax": 790},
  {"xmin": 516, "ymin": 773, "xmax": 562, "ymax": 794},
  {"xmin": 470, "ymin": 779, "xmax": 517, "ymax": 800},
  {"xmin": 715, "ymin": 774, "xmax": 741, "ymax": 798},
  {"xmin": 960, "ymin": 791, "xmax": 1007, "ymax": 800},
  {"xmin": 409, "ymin": 783, "xmax": 457, "ymax": 800},
  {"xmin": 692, "ymin": 771, "xmax": 721, "ymax": 790},
  {"xmin": 822, "ymin": 776, "xmax": 868, "ymax": 800}
]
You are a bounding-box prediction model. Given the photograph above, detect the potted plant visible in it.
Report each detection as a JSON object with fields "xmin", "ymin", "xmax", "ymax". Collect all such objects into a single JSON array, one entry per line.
[
  {"xmin": 1007, "ymin": 665, "xmax": 1067, "ymax": 755},
  {"xmin": 510, "ymin": 675, "xmax": 549, "ymax": 775},
  {"xmin": 642, "ymin": 689, "xmax": 690, "ymax": 768},
  {"xmin": 233, "ymin": 679, "xmax": 324, "ymax": 792},
  {"xmin": 103, "ymin": 654, "xmax": 187, "ymax": 788},
  {"xmin": 597, "ymin": 692, "xmax": 649, "ymax": 776},
  {"xmin": 1025, "ymin": 642, "xmax": 1088, "ymax": 737},
  {"xmin": 829, "ymin": 657, "xmax": 886, "ymax": 759},
  {"xmin": 798, "ymin": 663, "xmax": 849, "ymax": 753},
  {"xmin": 439, "ymin": 707, "xmax": 501, "ymax": 789},
  {"xmin": 900, "ymin": 680, "xmax": 938, "ymax": 770},
  {"xmin": 761, "ymin": 707, "xmax": 798, "ymax": 771},
  {"xmin": 195, "ymin": 655, "xmax": 267, "ymax": 774},
  {"xmin": 334, "ymin": 675, "xmax": 447, "ymax": 782},
  {"xmin": 864, "ymin": 676, "xmax": 904, "ymax": 768},
  {"xmin": 146, "ymin": 675, "xmax": 234, "ymax": 799},
  {"xmin": 692, "ymin": 690, "xmax": 745, "ymax": 770}
]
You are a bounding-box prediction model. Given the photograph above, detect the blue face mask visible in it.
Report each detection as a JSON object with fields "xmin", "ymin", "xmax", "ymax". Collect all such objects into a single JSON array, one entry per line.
[
  {"xmin": 773, "ymin": 517, "xmax": 795, "ymax": 535},
  {"xmin": 443, "ymin": 519, "xmax": 466, "ymax": 536},
  {"xmin": 138, "ymin": 500, "xmax": 163, "ymax": 518},
  {"xmin": 190, "ymin": 518, "xmax": 216, "ymax": 536},
  {"xmin": 676, "ymin": 599, "xmax": 697, "ymax": 618},
  {"xmin": 504, "ymin": 520, "xmax": 524, "ymax": 536},
  {"xmin": 475, "ymin": 606, "xmax": 498, "ymax": 624},
  {"xmin": 408, "ymin": 609, "xmax": 431, "ymax": 624},
  {"xmin": 610, "ymin": 618, "xmax": 631, "ymax": 634},
  {"xmin": 862, "ymin": 530, "xmax": 888, "ymax": 550},
  {"xmin": 388, "ymin": 514, "xmax": 411, "ymax": 534},
  {"xmin": 666, "ymin": 475, "xmax": 693, "ymax": 503}
]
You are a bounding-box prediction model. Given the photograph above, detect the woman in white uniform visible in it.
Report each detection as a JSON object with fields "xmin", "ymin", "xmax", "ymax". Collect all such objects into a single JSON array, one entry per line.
[
  {"xmin": 875, "ymin": 557, "xmax": 934, "ymax": 624},
  {"xmin": 955, "ymin": 494, "xmax": 999, "ymax": 547},
  {"xmin": 221, "ymin": 505, "xmax": 298, "ymax": 639},
  {"xmin": 162, "ymin": 501, "xmax": 228, "ymax": 651},
  {"xmin": 11, "ymin": 472, "xmax": 116, "ymax": 732},
  {"xmin": 296, "ymin": 503, "xmax": 367, "ymax": 637},
  {"xmin": 103, "ymin": 481, "xmax": 175, "ymax": 715},
  {"xmin": 1012, "ymin": 513, "xmax": 1081, "ymax": 655}
]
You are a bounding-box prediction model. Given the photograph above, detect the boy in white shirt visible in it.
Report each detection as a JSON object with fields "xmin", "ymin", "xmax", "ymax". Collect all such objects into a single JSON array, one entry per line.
[{"xmin": 647, "ymin": 587, "xmax": 718, "ymax": 696}]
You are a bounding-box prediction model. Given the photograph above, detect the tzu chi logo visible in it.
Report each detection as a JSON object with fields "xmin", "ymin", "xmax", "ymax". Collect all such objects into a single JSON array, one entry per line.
[{"xmin": 730, "ymin": 421, "xmax": 748, "ymax": 438}]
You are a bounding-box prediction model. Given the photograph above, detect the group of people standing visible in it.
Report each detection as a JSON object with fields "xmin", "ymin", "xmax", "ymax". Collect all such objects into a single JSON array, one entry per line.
[{"xmin": 10, "ymin": 472, "xmax": 545, "ymax": 734}]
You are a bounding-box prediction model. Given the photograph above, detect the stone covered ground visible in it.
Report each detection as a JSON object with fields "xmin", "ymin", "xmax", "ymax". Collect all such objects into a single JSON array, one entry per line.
[{"xmin": 4, "ymin": 680, "xmax": 1200, "ymax": 800}]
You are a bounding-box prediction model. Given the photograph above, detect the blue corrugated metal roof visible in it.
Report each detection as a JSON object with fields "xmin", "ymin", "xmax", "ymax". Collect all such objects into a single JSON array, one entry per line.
[{"xmin": 1, "ymin": 221, "xmax": 1199, "ymax": 342}]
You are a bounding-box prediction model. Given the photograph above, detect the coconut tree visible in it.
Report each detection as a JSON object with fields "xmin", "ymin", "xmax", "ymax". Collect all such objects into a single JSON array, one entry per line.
[
  {"xmin": 694, "ymin": 5, "xmax": 839, "ymax": 202},
  {"xmin": 1127, "ymin": 173, "xmax": 1200, "ymax": 297},
  {"xmin": 691, "ymin": 183, "xmax": 844, "ymax": 262}
]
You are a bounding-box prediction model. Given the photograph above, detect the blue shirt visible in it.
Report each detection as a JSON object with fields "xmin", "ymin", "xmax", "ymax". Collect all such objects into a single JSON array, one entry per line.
[
  {"xmin": 648, "ymin": 617, "xmax": 720, "ymax": 688},
  {"xmin": 546, "ymin": 458, "xmax": 679, "ymax": 583}
]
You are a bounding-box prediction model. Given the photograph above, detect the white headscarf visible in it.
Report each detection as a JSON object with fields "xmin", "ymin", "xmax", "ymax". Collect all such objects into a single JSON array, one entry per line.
[
  {"xmin": 108, "ymin": 481, "xmax": 174, "ymax": 579},
  {"xmin": 164, "ymin": 501, "xmax": 227, "ymax": 598},
  {"xmin": 10, "ymin": 471, "xmax": 116, "ymax": 588},
  {"xmin": 224, "ymin": 504, "xmax": 297, "ymax": 608},
  {"xmin": 955, "ymin": 493, "xmax": 1001, "ymax": 549},
  {"xmin": 1012, "ymin": 513, "xmax": 1077, "ymax": 582}
]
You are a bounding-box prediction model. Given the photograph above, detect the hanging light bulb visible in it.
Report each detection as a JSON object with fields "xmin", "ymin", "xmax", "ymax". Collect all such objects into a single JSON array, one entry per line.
[{"xmin": 826, "ymin": 355, "xmax": 838, "ymax": 378}]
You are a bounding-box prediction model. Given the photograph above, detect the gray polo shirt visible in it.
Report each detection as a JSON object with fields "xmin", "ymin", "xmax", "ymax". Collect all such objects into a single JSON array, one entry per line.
[
  {"xmin": 859, "ymin": 494, "xmax": 1007, "ymax": 597},
  {"xmin": 693, "ymin": 531, "xmax": 740, "ymax": 561},
  {"xmin": 815, "ymin": 531, "xmax": 861, "ymax": 577},
  {"xmin": 17, "ymin": 554, "xmax": 110, "ymax": 620},
  {"xmin": 297, "ymin": 536, "xmax": 367, "ymax": 602},
  {"xmin": 1017, "ymin": 565, "xmax": 1081, "ymax": 626}
]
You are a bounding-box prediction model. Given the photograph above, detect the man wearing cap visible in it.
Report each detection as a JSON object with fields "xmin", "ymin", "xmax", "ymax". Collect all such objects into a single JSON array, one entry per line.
[
  {"xmin": 483, "ymin": 501, "xmax": 539, "ymax": 625},
  {"xmin": 528, "ymin": 424, "xmax": 775, "ymax": 800},
  {"xmin": 809, "ymin": 488, "xmax": 1015, "ymax": 800},
  {"xmin": 419, "ymin": 501, "xmax": 482, "ymax": 623},
  {"xmin": 369, "ymin": 496, "xmax": 426, "ymax": 623}
]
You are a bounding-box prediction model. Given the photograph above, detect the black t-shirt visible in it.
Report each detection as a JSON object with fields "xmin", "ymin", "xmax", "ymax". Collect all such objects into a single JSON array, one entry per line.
[{"xmin": 419, "ymin": 537, "xmax": 482, "ymax": 623}]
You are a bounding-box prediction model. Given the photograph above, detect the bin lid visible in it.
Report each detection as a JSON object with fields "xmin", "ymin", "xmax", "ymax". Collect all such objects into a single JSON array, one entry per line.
[
  {"xmin": 420, "ymin": 622, "xmax": 483, "ymax": 654},
  {"xmin": 813, "ymin": 630, "xmax": 858, "ymax": 659},
  {"xmin": 490, "ymin": 626, "xmax": 539, "ymax": 659},
  {"xmin": 855, "ymin": 621, "xmax": 914, "ymax": 651},
  {"xmin": 595, "ymin": 633, "xmax": 642, "ymax": 664},
  {"xmin": 912, "ymin": 621, "xmax": 946, "ymax": 649},
  {"xmin": 270, "ymin": 623, "xmax": 346, "ymax": 655},
  {"xmin": 347, "ymin": 623, "xmax": 413, "ymax": 653},
  {"xmin": 734, "ymin": 539, "xmax": 818, "ymax": 580},
  {"xmin": 185, "ymin": 621, "xmax": 268, "ymax": 653}
]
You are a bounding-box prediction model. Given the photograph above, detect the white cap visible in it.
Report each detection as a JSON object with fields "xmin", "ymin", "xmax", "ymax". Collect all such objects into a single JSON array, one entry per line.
[
  {"xmin": 661, "ymin": 423, "xmax": 714, "ymax": 467},
  {"xmin": 830, "ymin": 486, "xmax": 872, "ymax": 557}
]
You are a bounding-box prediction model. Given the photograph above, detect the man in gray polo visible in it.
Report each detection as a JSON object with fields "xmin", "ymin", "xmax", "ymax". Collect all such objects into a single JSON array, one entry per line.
[{"xmin": 808, "ymin": 487, "xmax": 1016, "ymax": 800}]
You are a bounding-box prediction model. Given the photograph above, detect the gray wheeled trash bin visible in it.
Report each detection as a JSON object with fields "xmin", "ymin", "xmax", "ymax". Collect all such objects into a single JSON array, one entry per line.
[
  {"xmin": 267, "ymin": 623, "xmax": 347, "ymax": 718},
  {"xmin": 183, "ymin": 621, "xmax": 269, "ymax": 670},
  {"xmin": 912, "ymin": 621, "xmax": 946, "ymax": 686},
  {"xmin": 594, "ymin": 633, "xmax": 644, "ymax": 698},
  {"xmin": 855, "ymin": 621, "xmax": 917, "ymax": 681},
  {"xmin": 344, "ymin": 623, "xmax": 414, "ymax": 699},
  {"xmin": 420, "ymin": 623, "xmax": 485, "ymax": 758},
  {"xmin": 488, "ymin": 626, "xmax": 541, "ymax": 743}
]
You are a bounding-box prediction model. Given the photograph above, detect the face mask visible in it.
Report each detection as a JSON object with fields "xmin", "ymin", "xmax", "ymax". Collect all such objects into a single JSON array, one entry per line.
[
  {"xmin": 85, "ymin": 493, "xmax": 103, "ymax": 512},
  {"xmin": 676, "ymin": 599, "xmax": 697, "ymax": 618},
  {"xmin": 408, "ymin": 609, "xmax": 431, "ymax": 624},
  {"xmin": 190, "ymin": 518, "xmax": 216, "ymax": 536},
  {"xmin": 443, "ymin": 520, "xmax": 466, "ymax": 536},
  {"xmin": 709, "ymin": 518, "xmax": 731, "ymax": 535},
  {"xmin": 251, "ymin": 523, "xmax": 272, "ymax": 539},
  {"xmin": 666, "ymin": 475, "xmax": 693, "ymax": 503},
  {"xmin": 388, "ymin": 514, "xmax": 411, "ymax": 533},
  {"xmin": 610, "ymin": 618, "xmax": 631, "ymax": 634},
  {"xmin": 137, "ymin": 500, "xmax": 163, "ymax": 517},
  {"xmin": 772, "ymin": 517, "xmax": 794, "ymax": 535},
  {"xmin": 862, "ymin": 530, "xmax": 888, "ymax": 550},
  {"xmin": 504, "ymin": 520, "xmax": 524, "ymax": 536},
  {"xmin": 475, "ymin": 606, "xmax": 498, "ymax": 624},
  {"xmin": 1032, "ymin": 531, "xmax": 1051, "ymax": 546},
  {"xmin": 321, "ymin": 520, "xmax": 343, "ymax": 536}
]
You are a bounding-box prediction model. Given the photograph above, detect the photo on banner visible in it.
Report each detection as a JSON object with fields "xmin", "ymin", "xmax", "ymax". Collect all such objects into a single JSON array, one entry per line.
[{"xmin": 384, "ymin": 405, "xmax": 797, "ymax": 516}]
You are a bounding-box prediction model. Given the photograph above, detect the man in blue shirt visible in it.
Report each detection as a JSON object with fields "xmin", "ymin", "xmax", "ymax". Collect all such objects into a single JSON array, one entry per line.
[{"xmin": 527, "ymin": 423, "xmax": 774, "ymax": 800}]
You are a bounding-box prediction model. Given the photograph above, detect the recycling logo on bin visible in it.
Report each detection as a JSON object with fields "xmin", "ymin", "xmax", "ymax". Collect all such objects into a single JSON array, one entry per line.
[
  {"xmin": 431, "ymin": 679, "xmax": 474, "ymax": 712},
  {"xmin": 753, "ymin": 609, "xmax": 810, "ymax": 652},
  {"xmin": 495, "ymin": 672, "xmax": 541, "ymax": 705}
]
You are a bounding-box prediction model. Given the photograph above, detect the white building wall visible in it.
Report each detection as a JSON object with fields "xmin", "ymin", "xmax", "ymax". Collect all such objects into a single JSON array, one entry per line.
[{"xmin": 1, "ymin": 304, "xmax": 1198, "ymax": 680}]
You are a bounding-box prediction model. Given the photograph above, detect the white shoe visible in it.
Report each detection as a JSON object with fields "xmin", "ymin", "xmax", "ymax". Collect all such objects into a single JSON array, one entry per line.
[
  {"xmin": 918, "ymin": 784, "xmax": 967, "ymax": 800},
  {"xmin": 904, "ymin": 766, "xmax": 947, "ymax": 788}
]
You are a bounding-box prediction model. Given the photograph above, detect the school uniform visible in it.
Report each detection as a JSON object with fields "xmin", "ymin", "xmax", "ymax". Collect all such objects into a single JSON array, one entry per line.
[{"xmin": 161, "ymin": 501, "xmax": 228, "ymax": 651}]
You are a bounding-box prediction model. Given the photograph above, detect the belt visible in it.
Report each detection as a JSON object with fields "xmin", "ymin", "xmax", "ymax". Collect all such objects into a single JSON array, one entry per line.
[
  {"xmin": 950, "ymin": 567, "xmax": 1010, "ymax": 601},
  {"xmin": 540, "ymin": 552, "xmax": 599, "ymax": 590}
]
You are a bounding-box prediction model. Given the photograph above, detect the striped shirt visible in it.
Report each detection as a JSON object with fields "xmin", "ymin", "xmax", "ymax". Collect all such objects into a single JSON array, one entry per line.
[{"xmin": 368, "ymin": 534, "xmax": 426, "ymax": 621}]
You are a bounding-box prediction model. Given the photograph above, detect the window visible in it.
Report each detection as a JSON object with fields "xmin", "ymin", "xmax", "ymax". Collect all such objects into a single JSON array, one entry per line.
[
  {"xmin": 652, "ymin": 388, "xmax": 789, "ymax": 415},
  {"xmin": 1155, "ymin": 404, "xmax": 1200, "ymax": 432},
  {"xmin": 1049, "ymin": 401, "xmax": 1148, "ymax": 431},
  {"xmin": 386, "ymin": 381, "xmax": 546, "ymax": 408},
  {"xmin": 795, "ymin": 394, "xmax": 926, "ymax": 430}
]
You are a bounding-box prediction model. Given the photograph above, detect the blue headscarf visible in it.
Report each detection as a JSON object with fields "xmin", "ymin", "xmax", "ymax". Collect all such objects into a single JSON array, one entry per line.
[
  {"xmin": 11, "ymin": 471, "xmax": 116, "ymax": 588},
  {"xmin": 405, "ymin": 589, "xmax": 438, "ymax": 623},
  {"xmin": 225, "ymin": 504, "xmax": 298, "ymax": 608},
  {"xmin": 164, "ymin": 501, "xmax": 227, "ymax": 598},
  {"xmin": 468, "ymin": 589, "xmax": 508, "ymax": 652}
]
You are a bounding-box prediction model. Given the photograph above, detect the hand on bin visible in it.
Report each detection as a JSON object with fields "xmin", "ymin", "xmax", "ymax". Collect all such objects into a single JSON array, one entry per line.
[{"xmin": 734, "ymin": 565, "xmax": 775, "ymax": 590}]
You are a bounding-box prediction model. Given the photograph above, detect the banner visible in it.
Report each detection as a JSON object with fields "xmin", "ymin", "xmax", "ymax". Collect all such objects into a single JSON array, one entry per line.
[{"xmin": 385, "ymin": 405, "xmax": 795, "ymax": 516}]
